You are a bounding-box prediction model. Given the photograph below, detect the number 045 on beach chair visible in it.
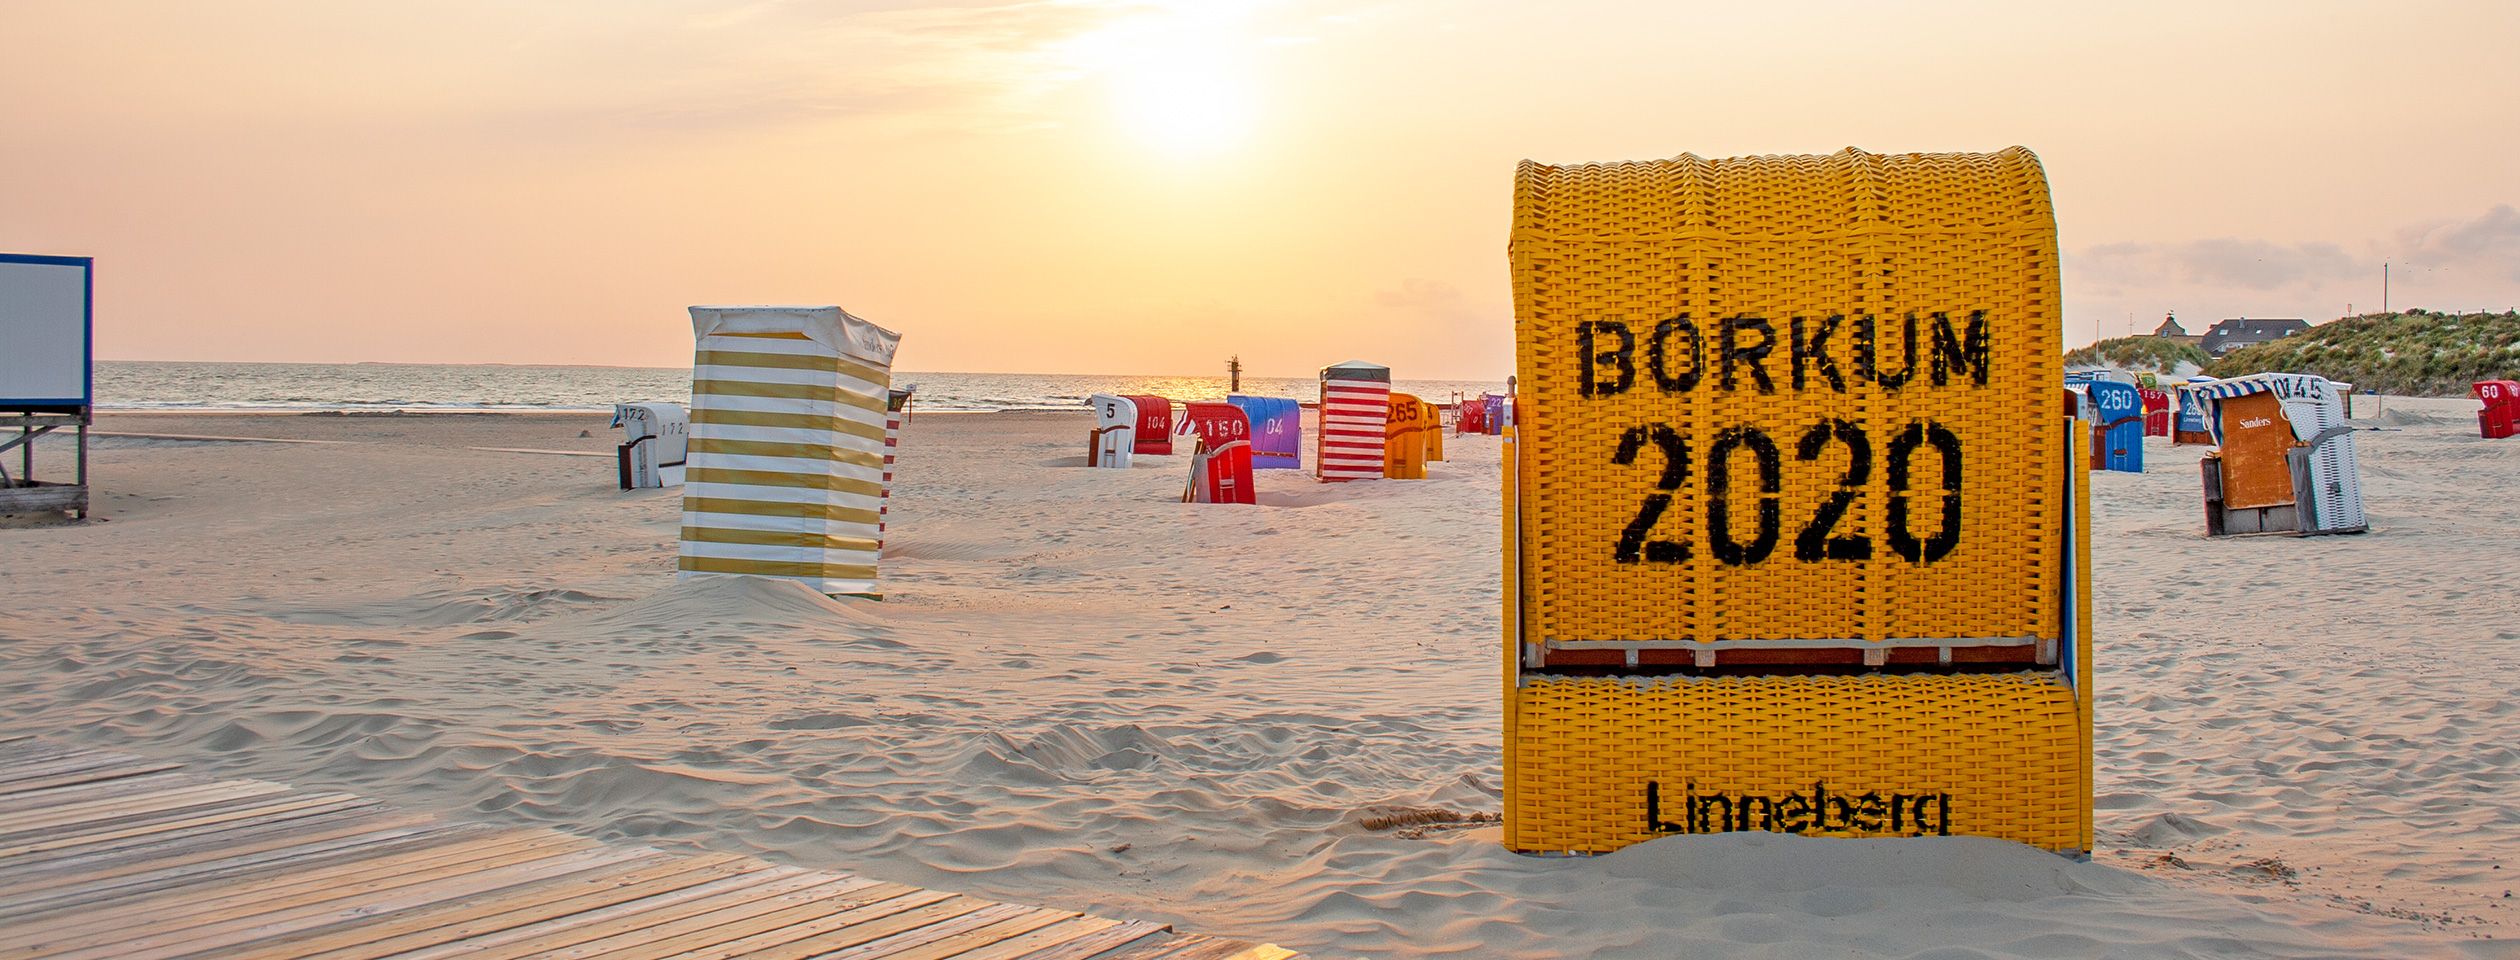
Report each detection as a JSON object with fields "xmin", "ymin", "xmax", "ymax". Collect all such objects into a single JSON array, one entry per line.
[
  {"xmin": 679, "ymin": 306, "xmax": 902, "ymax": 599},
  {"xmin": 1502, "ymin": 147, "xmax": 2092, "ymax": 856}
]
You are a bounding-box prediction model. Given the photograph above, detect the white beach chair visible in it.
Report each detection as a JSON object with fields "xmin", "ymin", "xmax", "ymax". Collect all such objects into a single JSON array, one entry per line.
[
  {"xmin": 1086, "ymin": 393, "xmax": 1136, "ymax": 468},
  {"xmin": 611, "ymin": 402, "xmax": 688, "ymax": 489}
]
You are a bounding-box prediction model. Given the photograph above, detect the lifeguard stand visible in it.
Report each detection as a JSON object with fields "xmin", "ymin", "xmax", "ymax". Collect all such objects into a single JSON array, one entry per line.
[{"xmin": 0, "ymin": 254, "xmax": 93, "ymax": 519}]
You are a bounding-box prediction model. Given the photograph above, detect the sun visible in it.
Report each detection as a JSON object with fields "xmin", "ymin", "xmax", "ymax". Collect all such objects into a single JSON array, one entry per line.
[
  {"xmin": 1069, "ymin": 3, "xmax": 1260, "ymax": 157},
  {"xmin": 1110, "ymin": 54, "xmax": 1253, "ymax": 156}
]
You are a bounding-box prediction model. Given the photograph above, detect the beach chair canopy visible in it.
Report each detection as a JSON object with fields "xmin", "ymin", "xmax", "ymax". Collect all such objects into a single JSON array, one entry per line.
[
  {"xmin": 611, "ymin": 402, "xmax": 688, "ymax": 489},
  {"xmin": 2064, "ymin": 368, "xmax": 2136, "ymax": 387},
  {"xmin": 680, "ymin": 305, "xmax": 900, "ymax": 598},
  {"xmin": 1225, "ymin": 395, "xmax": 1301, "ymax": 469},
  {"xmin": 2184, "ymin": 372, "xmax": 2366, "ymax": 534},
  {"xmin": 2082, "ymin": 380, "xmax": 2143, "ymax": 473},
  {"xmin": 1178, "ymin": 402, "xmax": 1256, "ymax": 504},
  {"xmin": 1085, "ymin": 393, "xmax": 1136, "ymax": 467},
  {"xmin": 2178, "ymin": 373, "xmax": 2351, "ymax": 445},
  {"xmin": 1122, "ymin": 394, "xmax": 1174, "ymax": 455},
  {"xmin": 2477, "ymin": 380, "xmax": 2520, "ymax": 439},
  {"xmin": 1383, "ymin": 392, "xmax": 1428, "ymax": 480},
  {"xmin": 2139, "ymin": 387, "xmax": 2171, "ymax": 437},
  {"xmin": 1317, "ymin": 362, "xmax": 1390, "ymax": 482}
]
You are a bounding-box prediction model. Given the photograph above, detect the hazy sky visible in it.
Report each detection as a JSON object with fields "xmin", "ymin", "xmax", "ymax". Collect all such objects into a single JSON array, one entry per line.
[{"xmin": 6, "ymin": 1, "xmax": 2517, "ymax": 378}]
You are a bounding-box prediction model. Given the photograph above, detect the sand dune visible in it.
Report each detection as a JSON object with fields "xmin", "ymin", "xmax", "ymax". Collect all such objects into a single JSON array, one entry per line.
[{"xmin": 2, "ymin": 404, "xmax": 2516, "ymax": 957}]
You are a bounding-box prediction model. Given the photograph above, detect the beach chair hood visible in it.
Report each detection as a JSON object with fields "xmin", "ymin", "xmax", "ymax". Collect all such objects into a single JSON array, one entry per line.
[{"xmin": 678, "ymin": 305, "xmax": 901, "ymax": 598}]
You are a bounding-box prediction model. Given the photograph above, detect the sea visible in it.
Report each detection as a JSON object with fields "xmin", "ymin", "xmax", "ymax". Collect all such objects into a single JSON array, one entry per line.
[{"xmin": 94, "ymin": 361, "xmax": 1510, "ymax": 414}]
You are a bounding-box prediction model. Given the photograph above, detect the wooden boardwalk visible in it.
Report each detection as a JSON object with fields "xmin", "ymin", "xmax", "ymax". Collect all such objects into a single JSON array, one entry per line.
[{"xmin": 0, "ymin": 738, "xmax": 1297, "ymax": 960}]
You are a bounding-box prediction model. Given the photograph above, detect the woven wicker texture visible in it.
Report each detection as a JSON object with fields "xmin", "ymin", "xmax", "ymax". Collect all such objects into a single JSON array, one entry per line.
[
  {"xmin": 1507, "ymin": 147, "xmax": 2062, "ymax": 647},
  {"xmin": 1507, "ymin": 673, "xmax": 2085, "ymax": 853},
  {"xmin": 1385, "ymin": 392, "xmax": 1429, "ymax": 480}
]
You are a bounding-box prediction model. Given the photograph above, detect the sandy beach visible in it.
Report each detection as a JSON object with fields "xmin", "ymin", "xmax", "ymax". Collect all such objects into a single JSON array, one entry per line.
[{"xmin": 2, "ymin": 403, "xmax": 2516, "ymax": 958}]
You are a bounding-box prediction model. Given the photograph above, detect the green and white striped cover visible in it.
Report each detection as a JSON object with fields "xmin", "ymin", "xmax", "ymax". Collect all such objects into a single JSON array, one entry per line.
[{"xmin": 679, "ymin": 306, "xmax": 902, "ymax": 598}]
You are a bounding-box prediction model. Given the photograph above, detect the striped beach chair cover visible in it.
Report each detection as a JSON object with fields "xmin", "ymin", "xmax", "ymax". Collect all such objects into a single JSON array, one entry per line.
[
  {"xmin": 880, "ymin": 386, "xmax": 913, "ymax": 545},
  {"xmin": 679, "ymin": 306, "xmax": 902, "ymax": 598},
  {"xmin": 1317, "ymin": 361, "xmax": 1390, "ymax": 482}
]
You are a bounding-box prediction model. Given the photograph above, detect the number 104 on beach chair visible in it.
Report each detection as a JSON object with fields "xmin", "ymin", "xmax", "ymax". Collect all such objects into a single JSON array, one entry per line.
[{"xmin": 1502, "ymin": 147, "xmax": 2093, "ymax": 856}]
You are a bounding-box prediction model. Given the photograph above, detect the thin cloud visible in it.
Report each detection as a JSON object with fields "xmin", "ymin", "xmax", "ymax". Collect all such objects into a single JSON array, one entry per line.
[
  {"xmin": 2396, "ymin": 204, "xmax": 2520, "ymax": 283},
  {"xmin": 2071, "ymin": 204, "xmax": 2520, "ymax": 298},
  {"xmin": 2071, "ymin": 238, "xmax": 2361, "ymax": 294}
]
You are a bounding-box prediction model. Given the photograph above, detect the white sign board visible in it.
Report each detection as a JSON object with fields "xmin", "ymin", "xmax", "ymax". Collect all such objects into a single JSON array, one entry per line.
[{"xmin": 0, "ymin": 255, "xmax": 93, "ymax": 409}]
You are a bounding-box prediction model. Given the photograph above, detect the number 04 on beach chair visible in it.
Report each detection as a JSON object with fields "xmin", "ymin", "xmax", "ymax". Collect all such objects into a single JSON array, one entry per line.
[{"xmin": 1502, "ymin": 147, "xmax": 2093, "ymax": 856}]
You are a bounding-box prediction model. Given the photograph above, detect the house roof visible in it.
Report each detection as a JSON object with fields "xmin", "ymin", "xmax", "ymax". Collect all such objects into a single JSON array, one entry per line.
[{"xmin": 2201, "ymin": 318, "xmax": 2311, "ymax": 355}]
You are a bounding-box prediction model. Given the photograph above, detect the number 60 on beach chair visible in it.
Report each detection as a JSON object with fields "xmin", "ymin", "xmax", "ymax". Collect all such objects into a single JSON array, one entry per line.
[{"xmin": 1501, "ymin": 147, "xmax": 2093, "ymax": 856}]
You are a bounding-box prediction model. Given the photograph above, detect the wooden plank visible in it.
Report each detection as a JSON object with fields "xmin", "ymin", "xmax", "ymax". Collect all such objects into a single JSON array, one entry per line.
[
  {"xmin": 0, "ymin": 758, "xmax": 193, "ymax": 789},
  {"xmin": 616, "ymin": 887, "xmax": 965, "ymax": 960},
  {"xmin": 0, "ymin": 800, "xmax": 387, "ymax": 880},
  {"xmin": 84, "ymin": 834, "xmax": 620, "ymax": 942},
  {"xmin": 411, "ymin": 869, "xmax": 859, "ymax": 960},
  {"xmin": 8, "ymin": 840, "xmax": 614, "ymax": 957},
  {"xmin": 836, "ymin": 905, "xmax": 1078, "ymax": 960},
  {"xmin": 808, "ymin": 902, "xmax": 1047, "ymax": 960},
  {"xmin": 257, "ymin": 854, "xmax": 766, "ymax": 960},
  {"xmin": 0, "ymin": 771, "xmax": 265, "ymax": 816},
  {"xmin": 560, "ymin": 881, "xmax": 925, "ymax": 960},
  {"xmin": 0, "ymin": 786, "xmax": 339, "ymax": 846},
  {"xmin": 0, "ymin": 810, "xmax": 436, "ymax": 895},
  {"xmin": 0, "ymin": 764, "xmax": 187, "ymax": 803},
  {"xmin": 0, "ymin": 750, "xmax": 126, "ymax": 781},
  {"xmin": 513, "ymin": 876, "xmax": 900, "ymax": 960},
  {"xmin": 0, "ymin": 744, "xmax": 1302, "ymax": 960},
  {"xmin": 927, "ymin": 916, "xmax": 1122, "ymax": 960},
  {"xmin": 314, "ymin": 862, "xmax": 800, "ymax": 960},
  {"xmin": 1099, "ymin": 938, "xmax": 1296, "ymax": 960},
  {"xmin": 0, "ymin": 810, "xmax": 439, "ymax": 891},
  {"xmin": 8, "ymin": 828, "xmax": 588, "ymax": 938},
  {"xmin": 0, "ymin": 747, "xmax": 147, "ymax": 774},
  {"xmin": 0, "ymin": 780, "xmax": 297, "ymax": 835},
  {"xmin": 705, "ymin": 898, "xmax": 1012, "ymax": 960},
  {"xmin": 376, "ymin": 867, "xmax": 828, "ymax": 960},
  {"xmin": 0, "ymin": 753, "xmax": 150, "ymax": 787},
  {"xmin": 996, "ymin": 920, "xmax": 1173, "ymax": 960},
  {"xmin": 31, "ymin": 844, "xmax": 663, "ymax": 960},
  {"xmin": 0, "ymin": 795, "xmax": 380, "ymax": 868},
  {"xmin": 0, "ymin": 793, "xmax": 370, "ymax": 859},
  {"xmin": 0, "ymin": 824, "xmax": 491, "ymax": 920},
  {"xmin": 1091, "ymin": 939, "xmax": 1213, "ymax": 960},
  {"xmin": 0, "ymin": 745, "xmax": 108, "ymax": 768},
  {"xmin": 165, "ymin": 851, "xmax": 711, "ymax": 960}
]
